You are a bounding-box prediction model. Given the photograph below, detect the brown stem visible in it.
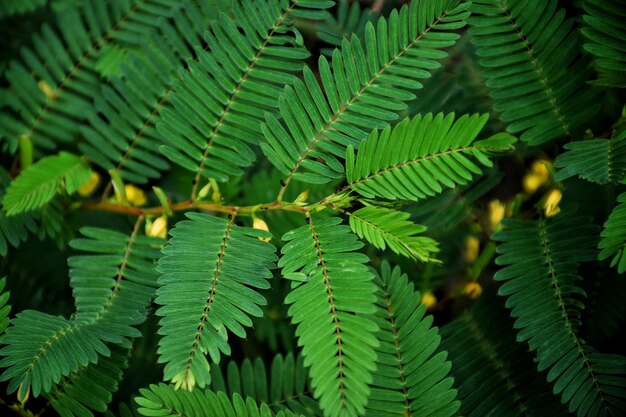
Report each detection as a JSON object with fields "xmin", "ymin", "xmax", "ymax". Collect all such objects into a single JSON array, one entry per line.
[{"xmin": 80, "ymin": 199, "xmax": 307, "ymax": 217}]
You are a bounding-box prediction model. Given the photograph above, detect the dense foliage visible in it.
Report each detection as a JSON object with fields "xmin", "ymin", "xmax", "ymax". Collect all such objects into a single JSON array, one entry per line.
[{"xmin": 1, "ymin": 0, "xmax": 625, "ymax": 416}]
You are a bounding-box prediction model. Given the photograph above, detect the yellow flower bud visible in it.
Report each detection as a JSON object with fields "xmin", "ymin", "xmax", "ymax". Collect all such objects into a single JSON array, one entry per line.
[
  {"xmin": 464, "ymin": 281, "xmax": 483, "ymax": 299},
  {"xmin": 124, "ymin": 184, "xmax": 147, "ymax": 206},
  {"xmin": 253, "ymin": 217, "xmax": 271, "ymax": 243},
  {"xmin": 197, "ymin": 182, "xmax": 211, "ymax": 199},
  {"xmin": 212, "ymin": 189, "xmax": 222, "ymax": 204},
  {"xmin": 523, "ymin": 159, "xmax": 551, "ymax": 195},
  {"xmin": 421, "ymin": 292, "xmax": 437, "ymax": 310},
  {"xmin": 38, "ymin": 80, "xmax": 57, "ymax": 101},
  {"xmin": 172, "ymin": 369, "xmax": 195, "ymax": 391},
  {"xmin": 464, "ymin": 235, "xmax": 480, "ymax": 263},
  {"xmin": 146, "ymin": 216, "xmax": 168, "ymax": 239},
  {"xmin": 522, "ymin": 173, "xmax": 542, "ymax": 194},
  {"xmin": 544, "ymin": 188, "xmax": 562, "ymax": 217},
  {"xmin": 530, "ymin": 159, "xmax": 551, "ymax": 179},
  {"xmin": 488, "ymin": 199, "xmax": 506, "ymax": 228},
  {"xmin": 17, "ymin": 382, "xmax": 30, "ymax": 404},
  {"xmin": 78, "ymin": 171, "xmax": 101, "ymax": 196},
  {"xmin": 295, "ymin": 190, "xmax": 309, "ymax": 204}
]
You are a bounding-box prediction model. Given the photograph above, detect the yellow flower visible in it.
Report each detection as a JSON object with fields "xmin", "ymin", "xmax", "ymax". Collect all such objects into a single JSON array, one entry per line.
[
  {"xmin": 488, "ymin": 199, "xmax": 506, "ymax": 228},
  {"xmin": 464, "ymin": 235, "xmax": 480, "ymax": 263},
  {"xmin": 421, "ymin": 292, "xmax": 437, "ymax": 310},
  {"xmin": 253, "ymin": 217, "xmax": 271, "ymax": 243},
  {"xmin": 523, "ymin": 159, "xmax": 551, "ymax": 195},
  {"xmin": 464, "ymin": 281, "xmax": 483, "ymax": 299},
  {"xmin": 544, "ymin": 188, "xmax": 562, "ymax": 217},
  {"xmin": 78, "ymin": 171, "xmax": 101, "ymax": 196},
  {"xmin": 523, "ymin": 173, "xmax": 542, "ymax": 195},
  {"xmin": 146, "ymin": 216, "xmax": 168, "ymax": 239},
  {"xmin": 124, "ymin": 184, "xmax": 147, "ymax": 206}
]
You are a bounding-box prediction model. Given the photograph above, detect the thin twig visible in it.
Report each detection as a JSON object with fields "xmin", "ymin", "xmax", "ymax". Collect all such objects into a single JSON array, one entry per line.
[{"xmin": 372, "ymin": 0, "xmax": 385, "ymax": 13}]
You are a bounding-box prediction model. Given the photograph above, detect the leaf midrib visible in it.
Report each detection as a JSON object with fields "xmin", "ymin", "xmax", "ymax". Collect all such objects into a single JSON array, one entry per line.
[
  {"xmin": 496, "ymin": 0, "xmax": 571, "ymax": 137},
  {"xmin": 347, "ymin": 145, "xmax": 477, "ymax": 190},
  {"xmin": 307, "ymin": 213, "xmax": 348, "ymax": 410},
  {"xmin": 537, "ymin": 219, "xmax": 608, "ymax": 411},
  {"xmin": 279, "ymin": 7, "xmax": 454, "ymax": 196},
  {"xmin": 25, "ymin": 0, "xmax": 151, "ymax": 139},
  {"xmin": 183, "ymin": 211, "xmax": 236, "ymax": 381},
  {"xmin": 190, "ymin": 2, "xmax": 299, "ymax": 199}
]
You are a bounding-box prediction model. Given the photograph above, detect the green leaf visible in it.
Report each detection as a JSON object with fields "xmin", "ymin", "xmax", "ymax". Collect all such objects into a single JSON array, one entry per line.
[
  {"xmin": 365, "ymin": 261, "xmax": 459, "ymax": 417},
  {"xmin": 157, "ymin": 0, "xmax": 331, "ymax": 187},
  {"xmin": 2, "ymin": 152, "xmax": 91, "ymax": 216},
  {"xmin": 155, "ymin": 212, "xmax": 277, "ymax": 390},
  {"xmin": 316, "ymin": 0, "xmax": 377, "ymax": 53},
  {"xmin": 209, "ymin": 353, "xmax": 322, "ymax": 416},
  {"xmin": 555, "ymin": 125, "xmax": 626, "ymax": 185},
  {"xmin": 493, "ymin": 211, "xmax": 626, "ymax": 416},
  {"xmin": 0, "ymin": 277, "xmax": 11, "ymax": 335},
  {"xmin": 0, "ymin": 0, "xmax": 184, "ymax": 151},
  {"xmin": 441, "ymin": 296, "xmax": 571, "ymax": 417},
  {"xmin": 582, "ymin": 0, "xmax": 626, "ymax": 88},
  {"xmin": 0, "ymin": 224, "xmax": 162, "ymax": 398},
  {"xmin": 280, "ymin": 216, "xmax": 378, "ymax": 417},
  {"xmin": 136, "ymin": 384, "xmax": 300, "ymax": 417},
  {"xmin": 348, "ymin": 205, "xmax": 439, "ymax": 262},
  {"xmin": 599, "ymin": 192, "xmax": 626, "ymax": 274},
  {"xmin": 46, "ymin": 346, "xmax": 130, "ymax": 417},
  {"xmin": 262, "ymin": 0, "xmax": 471, "ymax": 186},
  {"xmin": 0, "ymin": 311, "xmax": 109, "ymax": 397},
  {"xmin": 0, "ymin": 166, "xmax": 37, "ymax": 255},
  {"xmin": 69, "ymin": 226, "xmax": 164, "ymax": 345},
  {"xmin": 469, "ymin": 0, "xmax": 600, "ymax": 145},
  {"xmin": 344, "ymin": 113, "xmax": 514, "ymax": 201},
  {"xmin": 0, "ymin": 0, "xmax": 46, "ymax": 18}
]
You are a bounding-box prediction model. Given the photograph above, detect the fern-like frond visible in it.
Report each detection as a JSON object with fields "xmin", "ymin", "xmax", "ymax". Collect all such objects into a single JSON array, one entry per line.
[
  {"xmin": 78, "ymin": 0, "xmax": 214, "ymax": 185},
  {"xmin": 280, "ymin": 215, "xmax": 378, "ymax": 417},
  {"xmin": 0, "ymin": 311, "xmax": 109, "ymax": 396},
  {"xmin": 347, "ymin": 205, "xmax": 439, "ymax": 262},
  {"xmin": 344, "ymin": 113, "xmax": 515, "ymax": 201},
  {"xmin": 46, "ymin": 346, "xmax": 130, "ymax": 417},
  {"xmin": 262, "ymin": 0, "xmax": 472, "ymax": 186},
  {"xmin": 0, "ymin": 0, "xmax": 46, "ymax": 18},
  {"xmin": 2, "ymin": 152, "xmax": 91, "ymax": 216},
  {"xmin": 0, "ymin": 222, "xmax": 162, "ymax": 397},
  {"xmin": 555, "ymin": 127, "xmax": 626, "ymax": 184},
  {"xmin": 0, "ymin": 277, "xmax": 11, "ymax": 334},
  {"xmin": 493, "ymin": 212, "xmax": 626, "ymax": 416},
  {"xmin": 0, "ymin": 0, "xmax": 182, "ymax": 150},
  {"xmin": 599, "ymin": 192, "xmax": 626, "ymax": 274},
  {"xmin": 210, "ymin": 353, "xmax": 321, "ymax": 416},
  {"xmin": 136, "ymin": 384, "xmax": 300, "ymax": 417},
  {"xmin": 365, "ymin": 261, "xmax": 459, "ymax": 417},
  {"xmin": 469, "ymin": 0, "xmax": 599, "ymax": 145},
  {"xmin": 0, "ymin": 166, "xmax": 37, "ymax": 255},
  {"xmin": 440, "ymin": 296, "xmax": 571, "ymax": 417},
  {"xmin": 582, "ymin": 0, "xmax": 626, "ymax": 88},
  {"xmin": 155, "ymin": 212, "xmax": 277, "ymax": 390},
  {"xmin": 157, "ymin": 0, "xmax": 332, "ymax": 190},
  {"xmin": 69, "ymin": 226, "xmax": 163, "ymax": 345}
]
